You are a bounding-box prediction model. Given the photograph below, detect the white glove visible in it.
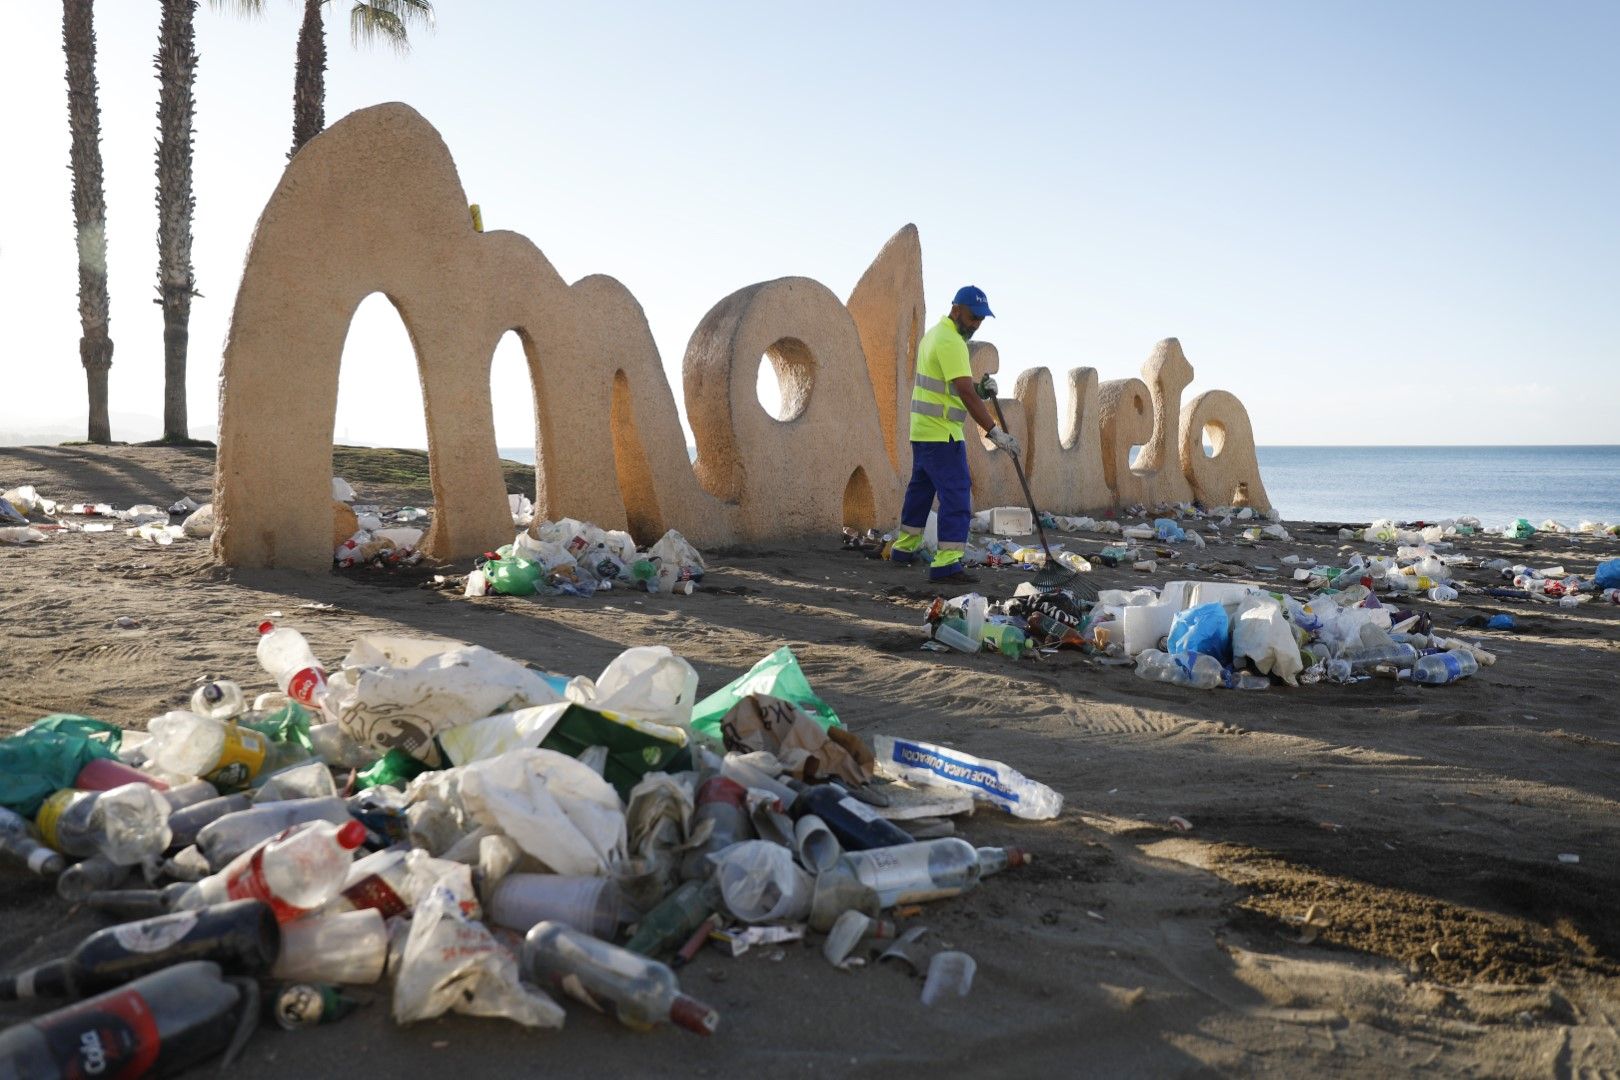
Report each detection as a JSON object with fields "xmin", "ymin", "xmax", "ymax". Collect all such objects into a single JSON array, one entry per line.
[{"xmin": 988, "ymin": 427, "xmax": 1020, "ymax": 456}]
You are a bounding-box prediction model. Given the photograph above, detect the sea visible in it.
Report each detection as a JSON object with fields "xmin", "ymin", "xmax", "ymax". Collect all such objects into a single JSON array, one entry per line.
[{"xmin": 496, "ymin": 445, "xmax": 1620, "ymax": 528}]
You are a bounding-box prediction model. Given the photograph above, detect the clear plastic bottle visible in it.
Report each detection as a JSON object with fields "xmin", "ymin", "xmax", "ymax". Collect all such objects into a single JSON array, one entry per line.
[
  {"xmin": 194, "ymin": 797, "xmax": 351, "ymax": 871},
  {"xmin": 679, "ymin": 777, "xmax": 753, "ymax": 881},
  {"xmin": 522, "ymin": 920, "xmax": 720, "ymax": 1035},
  {"xmin": 34, "ymin": 783, "xmax": 173, "ymax": 864},
  {"xmin": 256, "ymin": 621, "xmax": 329, "ymax": 706},
  {"xmin": 1404, "ymin": 650, "xmax": 1480, "ymax": 686},
  {"xmin": 0, "ymin": 805, "xmax": 66, "ymax": 878},
  {"xmin": 840, "ymin": 838, "xmax": 1029, "ymax": 908},
  {"xmin": 145, "ymin": 711, "xmax": 268, "ymax": 790},
  {"xmin": 1134, "ymin": 649, "xmax": 1223, "ymax": 689},
  {"xmin": 189, "ymin": 680, "xmax": 246, "ymax": 722},
  {"xmin": 1339, "ymin": 642, "xmax": 1420, "ymax": 670},
  {"xmin": 177, "ymin": 818, "xmax": 366, "ymax": 922},
  {"xmin": 167, "ymin": 794, "xmax": 254, "ymax": 851},
  {"xmin": 56, "ymin": 854, "xmax": 132, "ymax": 901}
]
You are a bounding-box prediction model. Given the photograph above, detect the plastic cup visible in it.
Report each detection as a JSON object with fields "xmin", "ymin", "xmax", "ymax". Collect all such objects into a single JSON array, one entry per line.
[
  {"xmin": 486, "ymin": 874, "xmax": 623, "ymax": 940},
  {"xmin": 270, "ymin": 908, "xmax": 387, "ymax": 985},
  {"xmin": 794, "ymin": 814, "xmax": 842, "ymax": 874}
]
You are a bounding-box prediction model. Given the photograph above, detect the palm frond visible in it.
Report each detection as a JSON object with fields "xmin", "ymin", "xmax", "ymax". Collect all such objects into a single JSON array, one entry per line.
[
  {"xmin": 349, "ymin": 0, "xmax": 433, "ymax": 54},
  {"xmin": 205, "ymin": 0, "xmax": 267, "ymax": 13}
]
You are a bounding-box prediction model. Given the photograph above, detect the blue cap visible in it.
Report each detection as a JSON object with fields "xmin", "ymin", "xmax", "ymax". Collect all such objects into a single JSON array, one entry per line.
[{"xmin": 952, "ymin": 285, "xmax": 994, "ymax": 318}]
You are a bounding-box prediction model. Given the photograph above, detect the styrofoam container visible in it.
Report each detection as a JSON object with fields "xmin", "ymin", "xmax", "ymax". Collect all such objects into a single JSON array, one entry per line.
[
  {"xmin": 988, "ymin": 506, "xmax": 1033, "ymax": 536},
  {"xmin": 1122, "ymin": 602, "xmax": 1177, "ymax": 656}
]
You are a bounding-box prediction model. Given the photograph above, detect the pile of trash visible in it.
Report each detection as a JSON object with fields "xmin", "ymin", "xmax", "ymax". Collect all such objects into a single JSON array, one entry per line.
[
  {"xmin": 0, "ymin": 484, "xmax": 214, "ymax": 547},
  {"xmin": 463, "ymin": 517, "xmax": 706, "ymax": 599},
  {"xmin": 0, "ymin": 627, "xmax": 1058, "ymax": 1067}
]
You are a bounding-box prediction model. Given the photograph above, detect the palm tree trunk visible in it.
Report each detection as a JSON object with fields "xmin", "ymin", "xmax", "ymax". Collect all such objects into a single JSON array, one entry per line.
[
  {"xmin": 290, "ymin": 0, "xmax": 326, "ymax": 158},
  {"xmin": 156, "ymin": 0, "xmax": 199, "ymax": 443},
  {"xmin": 63, "ymin": 0, "xmax": 113, "ymax": 445}
]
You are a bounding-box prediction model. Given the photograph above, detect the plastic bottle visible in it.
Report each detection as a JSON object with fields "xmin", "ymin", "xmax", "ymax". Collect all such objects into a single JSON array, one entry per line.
[
  {"xmin": 1338, "ymin": 641, "xmax": 1420, "ymax": 671},
  {"xmin": 1426, "ymin": 584, "xmax": 1459, "ymax": 602},
  {"xmin": 1133, "ymin": 649, "xmax": 1223, "ymax": 690},
  {"xmin": 840, "ymin": 838, "xmax": 1028, "ymax": 908},
  {"xmin": 176, "ymin": 818, "xmax": 366, "ymax": 923},
  {"xmin": 256, "ymin": 621, "xmax": 328, "ymax": 706},
  {"xmin": 792, "ymin": 785, "xmax": 915, "ymax": 852},
  {"xmin": 1404, "ymin": 650, "xmax": 1480, "ymax": 686},
  {"xmin": 56, "ymin": 854, "xmax": 132, "ymax": 901},
  {"xmin": 980, "ymin": 622, "xmax": 1026, "ymax": 660},
  {"xmin": 1223, "ymin": 669, "xmax": 1271, "ymax": 691},
  {"xmin": 0, "ymin": 805, "xmax": 66, "ymax": 878},
  {"xmin": 0, "ymin": 901, "xmax": 279, "ymax": 1001},
  {"xmin": 167, "ymin": 794, "xmax": 254, "ymax": 851},
  {"xmin": 34, "ymin": 783, "xmax": 173, "ymax": 864},
  {"xmin": 189, "ymin": 680, "xmax": 246, "ymax": 722},
  {"xmin": 144, "ymin": 711, "xmax": 269, "ymax": 791},
  {"xmin": 195, "ymin": 797, "xmax": 352, "ymax": 871},
  {"xmin": 0, "ymin": 961, "xmax": 256, "ymax": 1077},
  {"xmin": 624, "ymin": 878, "xmax": 722, "ymax": 958},
  {"xmin": 160, "ymin": 780, "xmax": 220, "ymax": 814},
  {"xmin": 679, "ymin": 777, "xmax": 753, "ymax": 880},
  {"xmin": 522, "ymin": 921, "xmax": 720, "ymax": 1035},
  {"xmin": 71, "ymin": 758, "xmax": 169, "ymax": 793}
]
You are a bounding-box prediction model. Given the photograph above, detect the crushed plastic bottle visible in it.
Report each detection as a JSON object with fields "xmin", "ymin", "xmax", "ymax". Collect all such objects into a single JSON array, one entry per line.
[
  {"xmin": 176, "ymin": 818, "xmax": 366, "ymax": 923},
  {"xmin": 0, "ymin": 805, "xmax": 66, "ymax": 878},
  {"xmin": 34, "ymin": 783, "xmax": 173, "ymax": 865},
  {"xmin": 256, "ymin": 622, "xmax": 328, "ymax": 707},
  {"xmin": 189, "ymin": 680, "xmax": 246, "ymax": 722},
  {"xmin": 145, "ymin": 711, "xmax": 269, "ymax": 791},
  {"xmin": 1134, "ymin": 649, "xmax": 1223, "ymax": 689},
  {"xmin": 1403, "ymin": 650, "xmax": 1480, "ymax": 686}
]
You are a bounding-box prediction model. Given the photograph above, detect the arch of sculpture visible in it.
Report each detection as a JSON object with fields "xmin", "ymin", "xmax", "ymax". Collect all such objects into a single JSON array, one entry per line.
[{"xmin": 214, "ymin": 104, "xmax": 1270, "ymax": 572}]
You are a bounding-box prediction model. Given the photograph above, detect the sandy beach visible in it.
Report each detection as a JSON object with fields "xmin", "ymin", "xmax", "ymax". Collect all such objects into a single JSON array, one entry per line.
[{"xmin": 2, "ymin": 443, "xmax": 1618, "ymax": 1076}]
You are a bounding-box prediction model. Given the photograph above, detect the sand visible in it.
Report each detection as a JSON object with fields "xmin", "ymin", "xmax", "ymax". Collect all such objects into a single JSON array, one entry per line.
[{"xmin": 2, "ymin": 444, "xmax": 1618, "ymax": 1076}]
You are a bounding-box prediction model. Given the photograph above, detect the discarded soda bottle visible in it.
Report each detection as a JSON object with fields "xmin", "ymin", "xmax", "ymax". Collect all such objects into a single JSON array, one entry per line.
[
  {"xmin": 1403, "ymin": 650, "xmax": 1480, "ymax": 686},
  {"xmin": 841, "ymin": 838, "xmax": 1028, "ymax": 907},
  {"xmin": 0, "ymin": 900, "xmax": 278, "ymax": 1001},
  {"xmin": 1339, "ymin": 641, "xmax": 1420, "ymax": 671},
  {"xmin": 175, "ymin": 818, "xmax": 366, "ymax": 923},
  {"xmin": 522, "ymin": 921, "xmax": 720, "ymax": 1035},
  {"xmin": 56, "ymin": 854, "xmax": 131, "ymax": 902},
  {"xmin": 792, "ymin": 785, "xmax": 915, "ymax": 851},
  {"xmin": 1134, "ymin": 649, "xmax": 1223, "ymax": 690},
  {"xmin": 256, "ymin": 621, "xmax": 328, "ymax": 707},
  {"xmin": 145, "ymin": 711, "xmax": 268, "ymax": 791},
  {"xmin": 0, "ymin": 805, "xmax": 66, "ymax": 878},
  {"xmin": 168, "ymin": 794, "xmax": 254, "ymax": 851},
  {"xmin": 189, "ymin": 680, "xmax": 246, "ymax": 722},
  {"xmin": 35, "ymin": 783, "xmax": 173, "ymax": 865},
  {"xmin": 979, "ymin": 622, "xmax": 1026, "ymax": 659},
  {"xmin": 194, "ymin": 796, "xmax": 351, "ymax": 870},
  {"xmin": 0, "ymin": 961, "xmax": 256, "ymax": 1077},
  {"xmin": 679, "ymin": 777, "xmax": 753, "ymax": 881}
]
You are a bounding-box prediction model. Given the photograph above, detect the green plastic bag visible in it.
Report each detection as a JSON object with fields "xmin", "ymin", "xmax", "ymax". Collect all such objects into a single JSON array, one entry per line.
[
  {"xmin": 690, "ymin": 646, "xmax": 841, "ymax": 743},
  {"xmin": 241, "ymin": 702, "xmax": 314, "ymax": 752},
  {"xmin": 1509, "ymin": 517, "xmax": 1536, "ymax": 539},
  {"xmin": 486, "ymin": 553, "xmax": 541, "ymax": 596},
  {"xmin": 539, "ymin": 704, "xmax": 692, "ymax": 803},
  {"xmin": 355, "ymin": 747, "xmax": 432, "ymax": 791},
  {"xmin": 0, "ymin": 715, "xmax": 124, "ymax": 817}
]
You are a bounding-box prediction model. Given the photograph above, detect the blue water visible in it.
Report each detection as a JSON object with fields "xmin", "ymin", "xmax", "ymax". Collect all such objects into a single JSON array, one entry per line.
[
  {"xmin": 1255, "ymin": 446, "xmax": 1620, "ymax": 525},
  {"xmin": 499, "ymin": 445, "xmax": 1620, "ymax": 528}
]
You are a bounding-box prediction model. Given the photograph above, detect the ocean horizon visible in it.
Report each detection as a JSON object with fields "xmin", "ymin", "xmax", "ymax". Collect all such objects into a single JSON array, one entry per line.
[{"xmin": 491, "ymin": 444, "xmax": 1619, "ymax": 528}]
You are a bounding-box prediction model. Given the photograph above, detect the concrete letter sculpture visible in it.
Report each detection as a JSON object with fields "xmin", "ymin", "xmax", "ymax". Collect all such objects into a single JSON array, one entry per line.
[{"xmin": 214, "ymin": 103, "xmax": 1270, "ymax": 571}]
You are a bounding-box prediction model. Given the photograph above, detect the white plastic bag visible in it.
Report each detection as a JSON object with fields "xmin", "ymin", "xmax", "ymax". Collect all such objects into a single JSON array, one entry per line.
[
  {"xmin": 646, "ymin": 529, "xmax": 707, "ymax": 579},
  {"xmin": 331, "ymin": 477, "xmax": 357, "ymax": 502},
  {"xmin": 1232, "ymin": 595, "xmax": 1303, "ymax": 686},
  {"xmin": 872, "ymin": 735, "xmax": 1062, "ymax": 821},
  {"xmin": 567, "ymin": 646, "xmax": 700, "ymax": 736},
  {"xmin": 328, "ymin": 635, "xmax": 565, "ymax": 764},
  {"xmin": 437, "ymin": 703, "xmax": 569, "ymax": 767},
  {"xmin": 712, "ymin": 841, "xmax": 813, "ymax": 923},
  {"xmin": 433, "ymin": 747, "xmax": 627, "ymax": 876},
  {"xmin": 392, "ymin": 865, "xmax": 564, "ymax": 1028},
  {"xmin": 181, "ymin": 503, "xmax": 215, "ymax": 538}
]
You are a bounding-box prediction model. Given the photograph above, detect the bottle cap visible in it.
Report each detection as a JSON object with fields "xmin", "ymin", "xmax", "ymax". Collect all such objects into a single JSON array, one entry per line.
[
  {"xmin": 257, "ymin": 620, "xmax": 275, "ymax": 635},
  {"xmin": 1005, "ymin": 847, "xmax": 1033, "ymax": 869},
  {"xmin": 668, "ymin": 993, "xmax": 720, "ymax": 1036},
  {"xmin": 335, "ymin": 820, "xmax": 368, "ymax": 850}
]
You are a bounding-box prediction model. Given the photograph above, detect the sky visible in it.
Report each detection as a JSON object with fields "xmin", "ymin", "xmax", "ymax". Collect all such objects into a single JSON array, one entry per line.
[{"xmin": 3, "ymin": 1, "xmax": 1617, "ymax": 449}]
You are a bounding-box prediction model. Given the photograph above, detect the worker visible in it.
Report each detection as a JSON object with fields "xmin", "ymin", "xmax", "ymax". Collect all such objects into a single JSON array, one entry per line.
[{"xmin": 888, "ymin": 285, "xmax": 1019, "ymax": 583}]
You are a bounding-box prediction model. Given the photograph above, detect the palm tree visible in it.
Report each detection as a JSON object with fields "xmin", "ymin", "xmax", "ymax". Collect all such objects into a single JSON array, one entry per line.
[
  {"xmin": 156, "ymin": 0, "xmax": 200, "ymax": 443},
  {"xmin": 63, "ymin": 0, "xmax": 113, "ymax": 444},
  {"xmin": 215, "ymin": 1, "xmax": 434, "ymax": 160}
]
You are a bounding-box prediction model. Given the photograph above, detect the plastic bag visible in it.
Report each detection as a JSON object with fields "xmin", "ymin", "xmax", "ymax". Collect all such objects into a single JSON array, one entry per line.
[
  {"xmin": 573, "ymin": 647, "xmax": 699, "ymax": 732},
  {"xmin": 1166, "ymin": 603, "xmax": 1231, "ymax": 664},
  {"xmin": 392, "ymin": 861, "xmax": 565, "ymax": 1028},
  {"xmin": 872, "ymin": 735, "xmax": 1062, "ymax": 820},
  {"xmin": 646, "ymin": 529, "xmax": 707, "ymax": 579},
  {"xmin": 712, "ymin": 841, "xmax": 813, "ymax": 924},
  {"xmin": 539, "ymin": 705, "xmax": 692, "ymax": 802},
  {"xmin": 1595, "ymin": 559, "xmax": 1620, "ymax": 591},
  {"xmin": 0, "ymin": 716, "xmax": 123, "ymax": 816},
  {"xmin": 328, "ymin": 635, "xmax": 566, "ymax": 766},
  {"xmin": 412, "ymin": 747, "xmax": 627, "ymax": 876},
  {"xmin": 690, "ymin": 646, "xmax": 840, "ymax": 743},
  {"xmin": 1231, "ymin": 595, "xmax": 1303, "ymax": 686},
  {"xmin": 485, "ymin": 552, "xmax": 541, "ymax": 596}
]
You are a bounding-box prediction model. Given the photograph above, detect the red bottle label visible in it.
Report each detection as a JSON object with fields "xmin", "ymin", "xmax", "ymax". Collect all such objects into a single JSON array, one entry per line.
[
  {"xmin": 285, "ymin": 666, "xmax": 327, "ymax": 705},
  {"xmin": 341, "ymin": 874, "xmax": 407, "ymax": 918},
  {"xmin": 225, "ymin": 842, "xmax": 310, "ymax": 923},
  {"xmin": 39, "ymin": 986, "xmax": 161, "ymax": 1079}
]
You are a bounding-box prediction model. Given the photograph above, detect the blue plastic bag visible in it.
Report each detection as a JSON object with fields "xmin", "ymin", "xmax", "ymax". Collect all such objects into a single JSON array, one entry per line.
[
  {"xmin": 1166, "ymin": 603, "xmax": 1231, "ymax": 663},
  {"xmin": 1596, "ymin": 559, "xmax": 1620, "ymax": 590},
  {"xmin": 1154, "ymin": 518, "xmax": 1186, "ymax": 542}
]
